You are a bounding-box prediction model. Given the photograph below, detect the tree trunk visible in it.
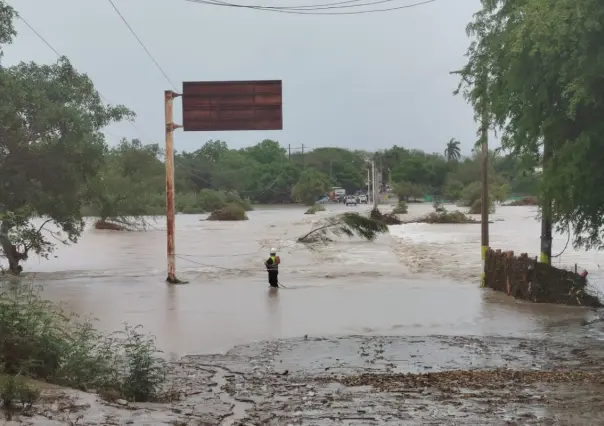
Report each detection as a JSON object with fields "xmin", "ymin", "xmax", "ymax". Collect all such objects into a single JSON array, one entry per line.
[{"xmin": 0, "ymin": 221, "xmax": 23, "ymax": 274}]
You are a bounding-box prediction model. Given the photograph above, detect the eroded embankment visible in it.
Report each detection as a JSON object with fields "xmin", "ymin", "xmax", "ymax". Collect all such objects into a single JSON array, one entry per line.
[{"xmin": 7, "ymin": 334, "xmax": 604, "ymax": 425}]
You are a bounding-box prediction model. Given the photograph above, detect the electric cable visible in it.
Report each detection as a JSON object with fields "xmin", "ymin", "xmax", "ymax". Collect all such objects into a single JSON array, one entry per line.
[
  {"xmin": 106, "ymin": 0, "xmax": 178, "ymax": 90},
  {"xmin": 185, "ymin": 0, "xmax": 437, "ymax": 15}
]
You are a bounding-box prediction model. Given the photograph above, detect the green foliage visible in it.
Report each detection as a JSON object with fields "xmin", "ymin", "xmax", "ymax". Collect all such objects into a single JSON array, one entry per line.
[
  {"xmin": 392, "ymin": 200, "xmax": 408, "ymax": 214},
  {"xmin": 393, "ymin": 181, "xmax": 424, "ymax": 201},
  {"xmin": 0, "ymin": 285, "xmax": 167, "ymax": 402},
  {"xmin": 444, "ymin": 138, "xmax": 461, "ymax": 162},
  {"xmin": 207, "ymin": 203, "xmax": 248, "ymax": 221},
  {"xmin": 414, "ymin": 208, "xmax": 478, "ymax": 224},
  {"xmin": 0, "ymin": 373, "xmax": 40, "ymax": 416},
  {"xmin": 305, "ymin": 204, "xmax": 326, "ymax": 215},
  {"xmin": 291, "ymin": 169, "xmax": 332, "ymax": 205},
  {"xmin": 456, "ymin": 0, "xmax": 604, "ymax": 249}
]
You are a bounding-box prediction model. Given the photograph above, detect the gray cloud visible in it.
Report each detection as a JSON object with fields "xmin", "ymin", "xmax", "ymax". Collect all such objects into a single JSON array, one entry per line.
[{"xmin": 4, "ymin": 0, "xmax": 486, "ymax": 154}]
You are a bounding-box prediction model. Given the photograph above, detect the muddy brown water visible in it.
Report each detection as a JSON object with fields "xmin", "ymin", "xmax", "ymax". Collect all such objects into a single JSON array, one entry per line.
[{"xmin": 10, "ymin": 204, "xmax": 604, "ymax": 356}]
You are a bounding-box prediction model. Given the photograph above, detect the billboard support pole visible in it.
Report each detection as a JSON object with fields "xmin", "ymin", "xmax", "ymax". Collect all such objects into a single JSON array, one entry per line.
[{"xmin": 165, "ymin": 90, "xmax": 182, "ymax": 284}]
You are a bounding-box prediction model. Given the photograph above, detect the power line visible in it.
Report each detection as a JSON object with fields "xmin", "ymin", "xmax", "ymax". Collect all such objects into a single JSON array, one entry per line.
[
  {"xmin": 185, "ymin": 0, "xmax": 437, "ymax": 15},
  {"xmin": 16, "ymin": 15, "xmax": 61, "ymax": 57},
  {"xmin": 106, "ymin": 0, "xmax": 177, "ymax": 90}
]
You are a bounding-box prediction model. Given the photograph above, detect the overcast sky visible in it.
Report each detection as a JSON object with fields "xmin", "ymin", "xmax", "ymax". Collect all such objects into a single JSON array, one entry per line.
[{"xmin": 3, "ymin": 0, "xmax": 487, "ymax": 155}]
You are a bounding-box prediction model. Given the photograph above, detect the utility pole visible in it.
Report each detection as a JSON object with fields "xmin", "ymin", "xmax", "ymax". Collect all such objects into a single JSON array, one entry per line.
[
  {"xmin": 480, "ymin": 92, "xmax": 489, "ymax": 288},
  {"xmin": 288, "ymin": 144, "xmax": 291, "ymax": 161},
  {"xmin": 366, "ymin": 168, "xmax": 371, "ymax": 203},
  {"xmin": 372, "ymin": 160, "xmax": 377, "ymax": 209},
  {"xmin": 540, "ymin": 143, "xmax": 552, "ymax": 264},
  {"xmin": 164, "ymin": 90, "xmax": 182, "ymax": 284},
  {"xmin": 301, "ymin": 143, "xmax": 305, "ymax": 168}
]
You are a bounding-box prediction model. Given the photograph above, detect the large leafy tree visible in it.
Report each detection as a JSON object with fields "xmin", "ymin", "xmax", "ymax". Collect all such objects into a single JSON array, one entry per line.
[
  {"xmin": 456, "ymin": 0, "xmax": 604, "ymax": 249},
  {"xmin": 0, "ymin": 3, "xmax": 132, "ymax": 273}
]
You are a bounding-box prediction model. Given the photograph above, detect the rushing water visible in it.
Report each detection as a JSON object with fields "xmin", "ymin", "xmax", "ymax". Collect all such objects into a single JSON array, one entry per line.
[{"xmin": 9, "ymin": 203, "xmax": 604, "ymax": 356}]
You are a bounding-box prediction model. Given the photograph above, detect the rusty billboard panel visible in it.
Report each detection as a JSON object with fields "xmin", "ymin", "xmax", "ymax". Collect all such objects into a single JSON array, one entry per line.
[{"xmin": 182, "ymin": 80, "xmax": 282, "ymax": 132}]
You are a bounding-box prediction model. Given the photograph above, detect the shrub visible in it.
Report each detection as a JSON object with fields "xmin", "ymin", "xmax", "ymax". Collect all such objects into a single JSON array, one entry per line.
[
  {"xmin": 419, "ymin": 210, "xmax": 477, "ymax": 224},
  {"xmin": 305, "ymin": 204, "xmax": 326, "ymax": 214},
  {"xmin": 468, "ymin": 199, "xmax": 496, "ymax": 214},
  {"xmin": 225, "ymin": 191, "xmax": 253, "ymax": 211},
  {"xmin": 0, "ymin": 374, "xmax": 40, "ymax": 415},
  {"xmin": 0, "ymin": 285, "xmax": 167, "ymax": 403},
  {"xmin": 392, "ymin": 201, "xmax": 408, "ymax": 214},
  {"xmin": 207, "ymin": 203, "xmax": 248, "ymax": 221}
]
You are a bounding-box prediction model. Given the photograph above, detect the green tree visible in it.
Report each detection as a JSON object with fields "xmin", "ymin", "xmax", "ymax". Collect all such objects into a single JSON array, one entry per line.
[
  {"xmin": 87, "ymin": 139, "xmax": 163, "ymax": 228},
  {"xmin": 444, "ymin": 138, "xmax": 461, "ymax": 162},
  {"xmin": 291, "ymin": 169, "xmax": 332, "ymax": 205},
  {"xmin": 0, "ymin": 6, "xmax": 132, "ymax": 273},
  {"xmin": 456, "ymin": 0, "xmax": 604, "ymax": 248}
]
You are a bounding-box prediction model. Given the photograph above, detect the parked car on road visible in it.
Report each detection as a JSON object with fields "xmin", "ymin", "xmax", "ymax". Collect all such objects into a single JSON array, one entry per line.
[{"xmin": 345, "ymin": 195, "xmax": 357, "ymax": 206}]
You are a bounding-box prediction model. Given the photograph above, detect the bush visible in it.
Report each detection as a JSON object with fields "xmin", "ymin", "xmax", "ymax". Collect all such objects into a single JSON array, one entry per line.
[
  {"xmin": 305, "ymin": 204, "xmax": 326, "ymax": 214},
  {"xmin": 504, "ymin": 196, "xmax": 538, "ymax": 206},
  {"xmin": 0, "ymin": 285, "xmax": 167, "ymax": 403},
  {"xmin": 0, "ymin": 374, "xmax": 40, "ymax": 415},
  {"xmin": 468, "ymin": 198, "xmax": 496, "ymax": 214},
  {"xmin": 225, "ymin": 191, "xmax": 253, "ymax": 211},
  {"xmin": 207, "ymin": 203, "xmax": 248, "ymax": 221},
  {"xmin": 392, "ymin": 201, "xmax": 408, "ymax": 214},
  {"xmin": 418, "ymin": 210, "xmax": 477, "ymax": 224}
]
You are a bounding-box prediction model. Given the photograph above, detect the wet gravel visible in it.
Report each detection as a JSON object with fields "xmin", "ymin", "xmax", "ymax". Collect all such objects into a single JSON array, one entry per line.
[{"xmin": 6, "ymin": 334, "xmax": 604, "ymax": 425}]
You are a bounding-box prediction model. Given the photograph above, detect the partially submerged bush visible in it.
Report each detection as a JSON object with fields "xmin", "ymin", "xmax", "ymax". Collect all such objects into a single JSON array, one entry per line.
[
  {"xmin": 432, "ymin": 202, "xmax": 446, "ymax": 213},
  {"xmin": 370, "ymin": 207, "xmax": 402, "ymax": 225},
  {"xmin": 305, "ymin": 204, "xmax": 326, "ymax": 214},
  {"xmin": 468, "ymin": 199, "xmax": 496, "ymax": 214},
  {"xmin": 504, "ymin": 196, "xmax": 538, "ymax": 206},
  {"xmin": 392, "ymin": 201, "xmax": 408, "ymax": 214},
  {"xmin": 416, "ymin": 209, "xmax": 478, "ymax": 224},
  {"xmin": 207, "ymin": 203, "xmax": 248, "ymax": 221},
  {"xmin": 0, "ymin": 286, "xmax": 167, "ymax": 403}
]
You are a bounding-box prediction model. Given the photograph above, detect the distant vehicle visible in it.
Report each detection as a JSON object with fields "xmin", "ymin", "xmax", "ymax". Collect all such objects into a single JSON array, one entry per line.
[
  {"xmin": 315, "ymin": 196, "xmax": 329, "ymax": 204},
  {"xmin": 359, "ymin": 194, "xmax": 368, "ymax": 204},
  {"xmin": 332, "ymin": 187, "xmax": 346, "ymax": 198},
  {"xmin": 345, "ymin": 195, "xmax": 357, "ymax": 206}
]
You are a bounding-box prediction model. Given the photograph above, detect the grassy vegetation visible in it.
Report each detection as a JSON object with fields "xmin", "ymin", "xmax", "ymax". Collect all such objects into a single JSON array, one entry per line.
[
  {"xmin": 0, "ymin": 284, "xmax": 169, "ymax": 417},
  {"xmin": 305, "ymin": 204, "xmax": 326, "ymax": 214}
]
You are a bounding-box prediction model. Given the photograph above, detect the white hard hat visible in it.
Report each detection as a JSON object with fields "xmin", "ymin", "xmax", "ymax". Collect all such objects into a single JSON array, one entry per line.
[{"xmin": 270, "ymin": 247, "xmax": 277, "ymax": 253}]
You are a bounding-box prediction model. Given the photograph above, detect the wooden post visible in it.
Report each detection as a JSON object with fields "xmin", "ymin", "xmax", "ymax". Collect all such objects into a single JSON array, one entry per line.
[{"xmin": 165, "ymin": 90, "xmax": 182, "ymax": 284}]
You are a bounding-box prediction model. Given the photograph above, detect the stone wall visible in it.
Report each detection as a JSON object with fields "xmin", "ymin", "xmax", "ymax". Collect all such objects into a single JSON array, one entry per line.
[{"xmin": 485, "ymin": 249, "xmax": 601, "ymax": 307}]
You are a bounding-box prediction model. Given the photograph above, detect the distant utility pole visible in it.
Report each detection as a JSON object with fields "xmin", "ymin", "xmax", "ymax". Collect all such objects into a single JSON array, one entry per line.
[
  {"xmin": 301, "ymin": 143, "xmax": 305, "ymax": 168},
  {"xmin": 540, "ymin": 143, "xmax": 552, "ymax": 265},
  {"xmin": 372, "ymin": 161, "xmax": 377, "ymax": 209},
  {"xmin": 288, "ymin": 144, "xmax": 291, "ymax": 161},
  {"xmin": 480, "ymin": 93, "xmax": 489, "ymax": 288}
]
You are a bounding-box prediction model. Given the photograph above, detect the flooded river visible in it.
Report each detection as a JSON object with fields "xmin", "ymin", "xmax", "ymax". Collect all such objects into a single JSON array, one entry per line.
[{"xmin": 17, "ymin": 203, "xmax": 604, "ymax": 356}]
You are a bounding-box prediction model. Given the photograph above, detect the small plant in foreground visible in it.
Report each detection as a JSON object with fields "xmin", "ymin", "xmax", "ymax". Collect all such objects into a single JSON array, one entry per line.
[
  {"xmin": 0, "ymin": 284, "xmax": 168, "ymax": 403},
  {"xmin": 0, "ymin": 373, "xmax": 40, "ymax": 419},
  {"xmin": 305, "ymin": 204, "xmax": 326, "ymax": 214}
]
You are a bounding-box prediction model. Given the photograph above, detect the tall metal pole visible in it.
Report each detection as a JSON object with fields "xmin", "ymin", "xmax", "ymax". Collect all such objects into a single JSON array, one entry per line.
[
  {"xmin": 165, "ymin": 90, "xmax": 181, "ymax": 284},
  {"xmin": 372, "ymin": 160, "xmax": 377, "ymax": 209},
  {"xmin": 367, "ymin": 168, "xmax": 371, "ymax": 203},
  {"xmin": 480, "ymin": 108, "xmax": 489, "ymax": 288}
]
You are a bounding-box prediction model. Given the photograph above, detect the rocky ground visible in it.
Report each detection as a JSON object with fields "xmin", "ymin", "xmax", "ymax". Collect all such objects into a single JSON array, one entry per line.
[{"xmin": 5, "ymin": 334, "xmax": 604, "ymax": 425}]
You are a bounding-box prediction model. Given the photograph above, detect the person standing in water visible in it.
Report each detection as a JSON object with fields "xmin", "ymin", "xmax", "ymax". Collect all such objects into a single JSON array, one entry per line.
[{"xmin": 264, "ymin": 248, "xmax": 280, "ymax": 288}]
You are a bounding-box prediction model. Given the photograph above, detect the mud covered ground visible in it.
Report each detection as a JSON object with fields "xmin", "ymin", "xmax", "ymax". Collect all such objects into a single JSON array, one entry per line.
[{"xmin": 6, "ymin": 334, "xmax": 604, "ymax": 425}]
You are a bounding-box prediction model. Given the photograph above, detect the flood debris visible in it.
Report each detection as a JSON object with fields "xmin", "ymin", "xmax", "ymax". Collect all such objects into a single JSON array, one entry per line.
[
  {"xmin": 4, "ymin": 334, "xmax": 604, "ymax": 424},
  {"xmin": 297, "ymin": 212, "xmax": 388, "ymax": 243}
]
